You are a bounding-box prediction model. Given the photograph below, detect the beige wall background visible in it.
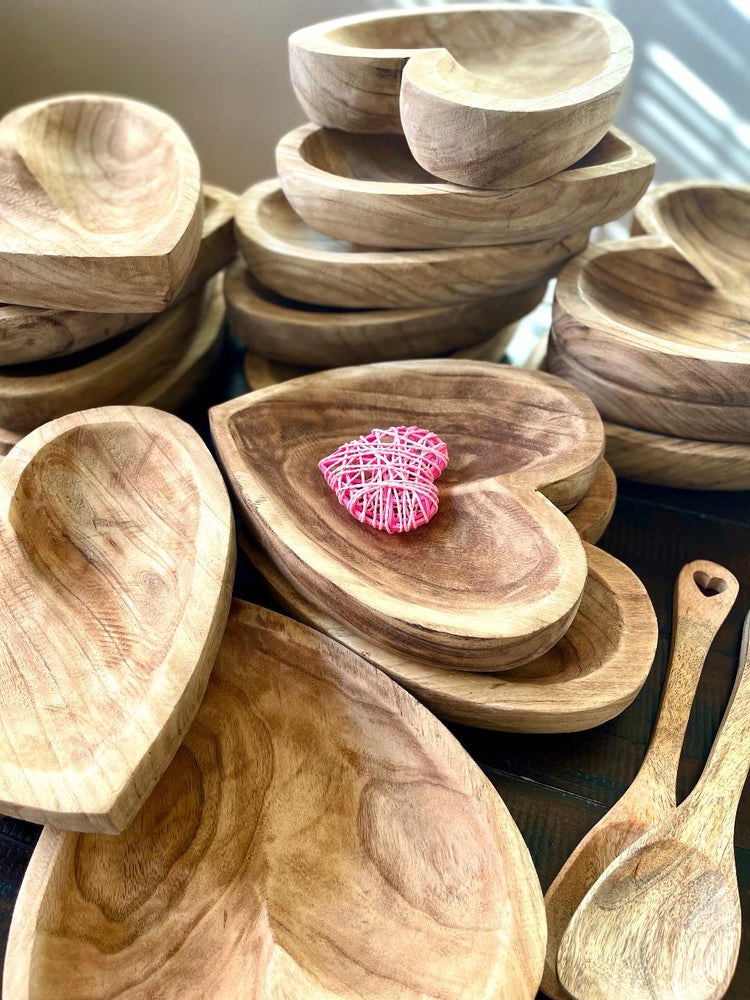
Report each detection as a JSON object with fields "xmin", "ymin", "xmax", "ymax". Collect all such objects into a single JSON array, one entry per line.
[{"xmin": 2, "ymin": 0, "xmax": 748, "ymax": 194}]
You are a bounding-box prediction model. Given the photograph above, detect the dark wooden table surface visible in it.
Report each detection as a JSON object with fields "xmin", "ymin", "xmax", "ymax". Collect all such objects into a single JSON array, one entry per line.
[{"xmin": 1, "ymin": 336, "xmax": 748, "ymax": 997}]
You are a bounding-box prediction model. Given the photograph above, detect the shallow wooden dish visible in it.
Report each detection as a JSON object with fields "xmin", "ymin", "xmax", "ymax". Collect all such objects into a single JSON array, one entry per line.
[
  {"xmin": 604, "ymin": 421, "xmax": 750, "ymax": 492},
  {"xmin": 235, "ymin": 180, "xmax": 587, "ymax": 309},
  {"xmin": 226, "ymin": 258, "xmax": 544, "ymax": 366},
  {"xmin": 243, "ymin": 542, "xmax": 655, "ymax": 734},
  {"xmin": 0, "ymin": 184, "xmax": 235, "ymax": 367},
  {"xmin": 0, "ymin": 406, "xmax": 234, "ymax": 833},
  {"xmin": 211, "ymin": 359, "xmax": 603, "ymax": 671},
  {"xmin": 0, "ymin": 275, "xmax": 225, "ymax": 434},
  {"xmin": 277, "ymin": 124, "xmax": 653, "ymax": 249},
  {"xmin": 0, "ymin": 93, "xmax": 203, "ymax": 311},
  {"xmin": 553, "ymin": 188, "xmax": 750, "ymax": 406},
  {"xmin": 5, "ymin": 599, "xmax": 545, "ymax": 1000},
  {"xmin": 290, "ymin": 5, "xmax": 632, "ymax": 189},
  {"xmin": 547, "ymin": 336, "xmax": 750, "ymax": 444},
  {"xmin": 566, "ymin": 459, "xmax": 616, "ymax": 542}
]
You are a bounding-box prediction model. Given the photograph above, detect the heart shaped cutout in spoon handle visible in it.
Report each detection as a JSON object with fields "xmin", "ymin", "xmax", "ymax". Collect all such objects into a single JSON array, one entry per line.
[{"xmin": 637, "ymin": 560, "xmax": 739, "ymax": 792}]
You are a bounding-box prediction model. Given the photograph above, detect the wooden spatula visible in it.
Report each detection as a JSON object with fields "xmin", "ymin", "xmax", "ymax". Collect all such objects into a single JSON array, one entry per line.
[
  {"xmin": 558, "ymin": 604, "xmax": 750, "ymax": 1000},
  {"xmin": 541, "ymin": 560, "xmax": 738, "ymax": 999}
]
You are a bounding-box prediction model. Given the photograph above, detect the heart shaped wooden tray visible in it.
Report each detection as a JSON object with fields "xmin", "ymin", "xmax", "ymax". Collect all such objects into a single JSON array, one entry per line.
[
  {"xmin": 211, "ymin": 360, "xmax": 603, "ymax": 671},
  {"xmin": 290, "ymin": 5, "xmax": 632, "ymax": 189},
  {"xmin": 242, "ymin": 541, "xmax": 656, "ymax": 734},
  {"xmin": 225, "ymin": 259, "xmax": 545, "ymax": 366},
  {"xmin": 0, "ymin": 184, "xmax": 235, "ymax": 367},
  {"xmin": 0, "ymin": 94, "xmax": 203, "ymax": 312},
  {"xmin": 235, "ymin": 180, "xmax": 587, "ymax": 309},
  {"xmin": 553, "ymin": 184, "xmax": 750, "ymax": 406},
  {"xmin": 277, "ymin": 124, "xmax": 653, "ymax": 249},
  {"xmin": 0, "ymin": 406, "xmax": 234, "ymax": 833},
  {"xmin": 0, "ymin": 275, "xmax": 225, "ymax": 434},
  {"xmin": 548, "ymin": 335, "xmax": 750, "ymax": 443},
  {"xmin": 604, "ymin": 421, "xmax": 750, "ymax": 492},
  {"xmin": 4, "ymin": 600, "xmax": 545, "ymax": 1000}
]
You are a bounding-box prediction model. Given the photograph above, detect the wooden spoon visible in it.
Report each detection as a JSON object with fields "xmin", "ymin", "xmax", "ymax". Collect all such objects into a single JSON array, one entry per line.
[
  {"xmin": 541, "ymin": 560, "xmax": 739, "ymax": 999},
  {"xmin": 556, "ymin": 575, "xmax": 748, "ymax": 1000}
]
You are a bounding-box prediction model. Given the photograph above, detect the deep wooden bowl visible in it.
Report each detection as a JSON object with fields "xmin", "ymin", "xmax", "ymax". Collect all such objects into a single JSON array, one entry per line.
[
  {"xmin": 0, "ymin": 94, "xmax": 203, "ymax": 311},
  {"xmin": 243, "ymin": 542, "xmax": 656, "ymax": 734},
  {"xmin": 290, "ymin": 5, "xmax": 632, "ymax": 188},
  {"xmin": 277, "ymin": 124, "xmax": 653, "ymax": 249},
  {"xmin": 211, "ymin": 360, "xmax": 604, "ymax": 671},
  {"xmin": 5, "ymin": 600, "xmax": 546, "ymax": 1000},
  {"xmin": 235, "ymin": 180, "xmax": 587, "ymax": 309},
  {"xmin": 603, "ymin": 421, "xmax": 750, "ymax": 492},
  {"xmin": 0, "ymin": 184, "xmax": 235, "ymax": 367},
  {"xmin": 225, "ymin": 259, "xmax": 545, "ymax": 366},
  {"xmin": 0, "ymin": 406, "xmax": 234, "ymax": 833}
]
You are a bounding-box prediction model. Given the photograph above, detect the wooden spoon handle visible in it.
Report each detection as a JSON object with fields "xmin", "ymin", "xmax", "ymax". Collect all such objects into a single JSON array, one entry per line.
[
  {"xmin": 639, "ymin": 560, "xmax": 738, "ymax": 789},
  {"xmin": 690, "ymin": 610, "xmax": 750, "ymax": 825}
]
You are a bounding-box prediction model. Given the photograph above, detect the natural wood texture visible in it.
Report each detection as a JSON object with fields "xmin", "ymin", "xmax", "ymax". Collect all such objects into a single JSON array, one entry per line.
[
  {"xmin": 547, "ymin": 336, "xmax": 750, "ymax": 443},
  {"xmin": 0, "ymin": 276, "xmax": 224, "ymax": 435},
  {"xmin": 566, "ymin": 459, "xmax": 616, "ymax": 543},
  {"xmin": 604, "ymin": 421, "xmax": 750, "ymax": 492},
  {"xmin": 289, "ymin": 6, "xmax": 632, "ymax": 189},
  {"xmin": 633, "ymin": 180, "xmax": 750, "ymax": 297},
  {"xmin": 558, "ymin": 603, "xmax": 750, "ymax": 1000},
  {"xmin": 277, "ymin": 124, "xmax": 652, "ymax": 249},
  {"xmin": 0, "ymin": 406, "xmax": 234, "ymax": 834},
  {"xmin": 211, "ymin": 359, "xmax": 604, "ymax": 670},
  {"xmin": 234, "ymin": 180, "xmax": 588, "ymax": 309},
  {"xmin": 451, "ymin": 324, "xmax": 517, "ymax": 362},
  {"xmin": 0, "ymin": 185, "xmax": 234, "ymax": 367},
  {"xmin": 0, "ymin": 94, "xmax": 203, "ymax": 312},
  {"xmin": 542, "ymin": 560, "xmax": 739, "ymax": 1000},
  {"xmin": 4, "ymin": 599, "xmax": 546, "ymax": 1000},
  {"xmin": 241, "ymin": 539, "xmax": 657, "ymax": 734},
  {"xmin": 225, "ymin": 258, "xmax": 545, "ymax": 366},
  {"xmin": 553, "ymin": 187, "xmax": 750, "ymax": 408}
]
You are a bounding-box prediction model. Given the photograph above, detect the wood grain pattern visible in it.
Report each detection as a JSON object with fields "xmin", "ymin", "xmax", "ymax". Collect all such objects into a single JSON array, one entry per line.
[
  {"xmin": 241, "ymin": 539, "xmax": 657, "ymax": 734},
  {"xmin": 548, "ymin": 336, "xmax": 750, "ymax": 443},
  {"xmin": 0, "ymin": 406, "xmax": 234, "ymax": 833},
  {"xmin": 0, "ymin": 185, "xmax": 235, "ymax": 367},
  {"xmin": 603, "ymin": 421, "xmax": 750, "ymax": 491},
  {"xmin": 566, "ymin": 459, "xmax": 616, "ymax": 543},
  {"xmin": 553, "ymin": 184, "xmax": 750, "ymax": 407},
  {"xmin": 225, "ymin": 258, "xmax": 545, "ymax": 367},
  {"xmin": 3, "ymin": 599, "xmax": 546, "ymax": 1000},
  {"xmin": 277, "ymin": 124, "xmax": 653, "ymax": 249},
  {"xmin": 558, "ymin": 604, "xmax": 750, "ymax": 1000},
  {"xmin": 0, "ymin": 94, "xmax": 203, "ymax": 312},
  {"xmin": 0, "ymin": 276, "xmax": 224, "ymax": 435},
  {"xmin": 542, "ymin": 560, "xmax": 739, "ymax": 999},
  {"xmin": 211, "ymin": 359, "xmax": 604, "ymax": 670},
  {"xmin": 235, "ymin": 180, "xmax": 588, "ymax": 309},
  {"xmin": 289, "ymin": 6, "xmax": 632, "ymax": 189}
]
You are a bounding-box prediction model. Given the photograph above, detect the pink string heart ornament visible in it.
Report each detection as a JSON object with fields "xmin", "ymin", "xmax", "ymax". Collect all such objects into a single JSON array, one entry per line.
[{"xmin": 319, "ymin": 426, "xmax": 449, "ymax": 534}]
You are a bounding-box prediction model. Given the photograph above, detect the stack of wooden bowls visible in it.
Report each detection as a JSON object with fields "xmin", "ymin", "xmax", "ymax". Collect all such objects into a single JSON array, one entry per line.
[
  {"xmin": 0, "ymin": 93, "xmax": 237, "ymax": 455},
  {"xmin": 228, "ymin": 5, "xmax": 654, "ymax": 382},
  {"xmin": 547, "ymin": 180, "xmax": 750, "ymax": 491},
  {"xmin": 212, "ymin": 360, "xmax": 659, "ymax": 735}
]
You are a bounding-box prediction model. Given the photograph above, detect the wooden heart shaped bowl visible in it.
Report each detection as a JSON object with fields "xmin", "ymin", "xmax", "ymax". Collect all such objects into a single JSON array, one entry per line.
[
  {"xmin": 5, "ymin": 600, "xmax": 545, "ymax": 1000},
  {"xmin": 0, "ymin": 94, "xmax": 203, "ymax": 312},
  {"xmin": 235, "ymin": 180, "xmax": 588, "ymax": 309},
  {"xmin": 289, "ymin": 5, "xmax": 632, "ymax": 189},
  {"xmin": 277, "ymin": 124, "xmax": 653, "ymax": 249},
  {"xmin": 553, "ymin": 183, "xmax": 750, "ymax": 406},
  {"xmin": 226, "ymin": 260, "xmax": 545, "ymax": 367},
  {"xmin": 603, "ymin": 421, "xmax": 750, "ymax": 492},
  {"xmin": 242, "ymin": 542, "xmax": 655, "ymax": 734},
  {"xmin": 0, "ymin": 185, "xmax": 234, "ymax": 367},
  {"xmin": 211, "ymin": 359, "xmax": 604, "ymax": 671},
  {"xmin": 0, "ymin": 406, "xmax": 234, "ymax": 833}
]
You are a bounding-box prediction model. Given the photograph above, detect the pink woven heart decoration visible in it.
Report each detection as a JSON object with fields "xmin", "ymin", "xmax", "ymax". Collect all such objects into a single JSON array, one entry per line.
[{"xmin": 319, "ymin": 425, "xmax": 449, "ymax": 533}]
